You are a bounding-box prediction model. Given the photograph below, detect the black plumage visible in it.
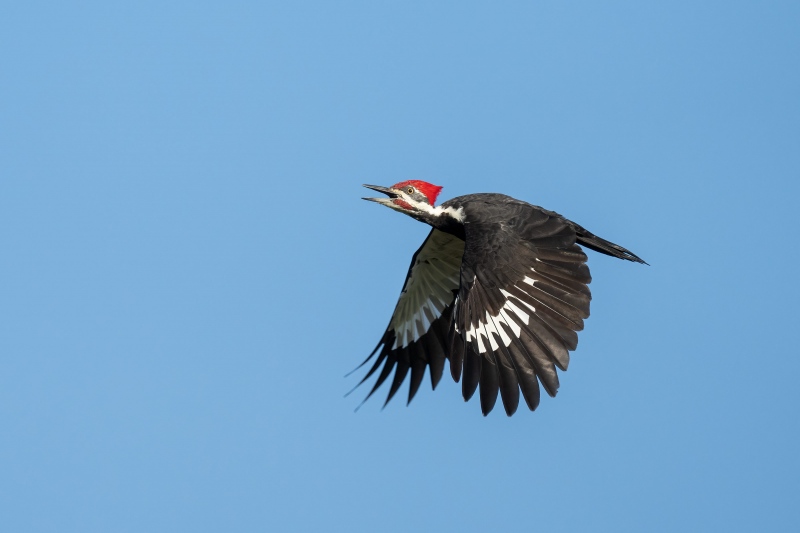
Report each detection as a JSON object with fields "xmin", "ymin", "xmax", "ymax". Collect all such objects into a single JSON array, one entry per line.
[{"xmin": 355, "ymin": 182, "xmax": 646, "ymax": 416}]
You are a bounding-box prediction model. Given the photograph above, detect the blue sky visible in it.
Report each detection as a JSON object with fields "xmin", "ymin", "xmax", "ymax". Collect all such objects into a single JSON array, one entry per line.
[{"xmin": 2, "ymin": 1, "xmax": 798, "ymax": 531}]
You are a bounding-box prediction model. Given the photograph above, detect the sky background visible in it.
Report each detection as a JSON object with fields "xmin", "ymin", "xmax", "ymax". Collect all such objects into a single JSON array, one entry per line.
[{"xmin": 2, "ymin": 1, "xmax": 799, "ymax": 531}]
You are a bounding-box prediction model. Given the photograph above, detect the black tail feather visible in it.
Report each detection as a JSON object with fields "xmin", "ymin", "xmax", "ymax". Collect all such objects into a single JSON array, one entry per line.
[{"xmin": 575, "ymin": 229, "xmax": 648, "ymax": 265}]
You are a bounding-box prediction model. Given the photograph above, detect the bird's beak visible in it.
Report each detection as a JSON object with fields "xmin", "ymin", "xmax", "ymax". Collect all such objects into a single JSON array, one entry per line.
[{"xmin": 362, "ymin": 184, "xmax": 399, "ymax": 205}]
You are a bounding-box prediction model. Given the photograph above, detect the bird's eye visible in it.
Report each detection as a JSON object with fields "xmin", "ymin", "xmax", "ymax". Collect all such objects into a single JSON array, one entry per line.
[{"xmin": 407, "ymin": 187, "xmax": 415, "ymax": 194}]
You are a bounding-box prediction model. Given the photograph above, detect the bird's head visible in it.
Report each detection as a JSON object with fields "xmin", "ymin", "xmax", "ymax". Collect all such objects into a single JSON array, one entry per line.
[{"xmin": 362, "ymin": 180, "xmax": 444, "ymax": 216}]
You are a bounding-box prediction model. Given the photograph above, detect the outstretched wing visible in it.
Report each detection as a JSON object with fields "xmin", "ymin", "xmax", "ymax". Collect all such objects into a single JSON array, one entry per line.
[
  {"xmin": 453, "ymin": 200, "xmax": 593, "ymax": 416},
  {"xmin": 353, "ymin": 229, "xmax": 465, "ymax": 407}
]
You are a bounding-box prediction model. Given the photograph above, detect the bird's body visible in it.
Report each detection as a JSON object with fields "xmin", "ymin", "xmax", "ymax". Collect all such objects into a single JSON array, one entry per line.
[{"xmin": 355, "ymin": 181, "xmax": 645, "ymax": 416}]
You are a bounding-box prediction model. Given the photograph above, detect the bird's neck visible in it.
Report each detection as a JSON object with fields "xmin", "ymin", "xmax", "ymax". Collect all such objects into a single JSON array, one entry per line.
[{"xmin": 411, "ymin": 205, "xmax": 467, "ymax": 240}]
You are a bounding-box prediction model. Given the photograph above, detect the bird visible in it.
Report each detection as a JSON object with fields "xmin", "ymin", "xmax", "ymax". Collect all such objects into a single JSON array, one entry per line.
[{"xmin": 352, "ymin": 180, "xmax": 646, "ymax": 416}]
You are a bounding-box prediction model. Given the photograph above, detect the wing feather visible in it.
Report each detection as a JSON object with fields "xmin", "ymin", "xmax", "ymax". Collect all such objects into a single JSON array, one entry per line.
[
  {"xmin": 478, "ymin": 354, "xmax": 500, "ymax": 415},
  {"xmin": 462, "ymin": 344, "xmax": 482, "ymax": 402},
  {"xmin": 353, "ymin": 229, "xmax": 464, "ymax": 409},
  {"xmin": 452, "ymin": 200, "xmax": 596, "ymax": 414},
  {"xmin": 448, "ymin": 319, "xmax": 465, "ymax": 382},
  {"xmin": 384, "ymin": 350, "xmax": 410, "ymax": 407}
]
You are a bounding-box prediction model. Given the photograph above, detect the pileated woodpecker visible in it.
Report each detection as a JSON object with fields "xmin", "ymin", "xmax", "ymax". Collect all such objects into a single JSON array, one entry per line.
[{"xmin": 355, "ymin": 180, "xmax": 646, "ymax": 416}]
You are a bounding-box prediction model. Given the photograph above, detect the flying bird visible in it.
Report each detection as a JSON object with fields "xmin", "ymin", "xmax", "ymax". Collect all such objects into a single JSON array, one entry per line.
[{"xmin": 353, "ymin": 180, "xmax": 646, "ymax": 416}]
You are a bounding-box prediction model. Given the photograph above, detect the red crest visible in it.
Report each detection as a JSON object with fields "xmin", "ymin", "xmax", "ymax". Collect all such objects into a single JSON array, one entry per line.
[{"xmin": 391, "ymin": 180, "xmax": 444, "ymax": 206}]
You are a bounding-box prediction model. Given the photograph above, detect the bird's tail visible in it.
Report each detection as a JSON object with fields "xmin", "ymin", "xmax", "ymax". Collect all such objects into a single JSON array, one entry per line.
[{"xmin": 575, "ymin": 227, "xmax": 648, "ymax": 265}]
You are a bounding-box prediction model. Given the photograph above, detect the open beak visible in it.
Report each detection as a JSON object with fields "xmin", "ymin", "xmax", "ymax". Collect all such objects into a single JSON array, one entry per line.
[{"xmin": 362, "ymin": 184, "xmax": 399, "ymax": 205}]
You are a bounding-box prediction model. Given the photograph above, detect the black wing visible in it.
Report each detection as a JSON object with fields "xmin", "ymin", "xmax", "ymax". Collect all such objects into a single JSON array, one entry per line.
[
  {"xmin": 353, "ymin": 228, "xmax": 465, "ymax": 407},
  {"xmin": 453, "ymin": 199, "xmax": 599, "ymax": 416}
]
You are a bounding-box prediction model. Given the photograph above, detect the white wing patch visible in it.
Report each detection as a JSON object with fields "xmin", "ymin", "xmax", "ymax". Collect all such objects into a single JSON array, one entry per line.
[
  {"xmin": 390, "ymin": 230, "xmax": 465, "ymax": 349},
  {"xmin": 465, "ymin": 268, "xmax": 538, "ymax": 354}
]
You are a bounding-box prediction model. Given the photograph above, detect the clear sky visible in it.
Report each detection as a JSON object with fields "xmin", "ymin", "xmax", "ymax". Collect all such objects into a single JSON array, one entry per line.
[{"xmin": 2, "ymin": 2, "xmax": 798, "ymax": 531}]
